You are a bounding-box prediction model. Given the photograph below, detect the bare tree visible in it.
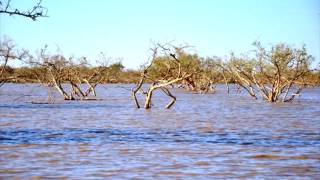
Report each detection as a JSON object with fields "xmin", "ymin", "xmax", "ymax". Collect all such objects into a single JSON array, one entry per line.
[
  {"xmin": 28, "ymin": 46, "xmax": 109, "ymax": 101},
  {"xmin": 0, "ymin": 38, "xmax": 28, "ymax": 87},
  {"xmin": 226, "ymin": 42, "xmax": 314, "ymax": 102},
  {"xmin": 0, "ymin": 0, "xmax": 47, "ymax": 21},
  {"xmin": 132, "ymin": 43, "xmax": 194, "ymax": 109},
  {"xmin": 65, "ymin": 57, "xmax": 109, "ymax": 100}
]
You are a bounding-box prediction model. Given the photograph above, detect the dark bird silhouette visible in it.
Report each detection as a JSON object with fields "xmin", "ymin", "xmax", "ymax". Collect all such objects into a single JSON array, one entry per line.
[{"xmin": 170, "ymin": 53, "xmax": 176, "ymax": 59}]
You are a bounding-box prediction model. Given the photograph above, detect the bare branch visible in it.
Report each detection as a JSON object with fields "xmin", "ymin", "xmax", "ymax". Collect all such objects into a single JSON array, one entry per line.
[{"xmin": 0, "ymin": 0, "xmax": 48, "ymax": 21}]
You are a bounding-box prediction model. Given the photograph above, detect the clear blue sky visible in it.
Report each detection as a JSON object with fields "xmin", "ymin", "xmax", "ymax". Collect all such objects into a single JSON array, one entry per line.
[{"xmin": 1, "ymin": 0, "xmax": 319, "ymax": 69}]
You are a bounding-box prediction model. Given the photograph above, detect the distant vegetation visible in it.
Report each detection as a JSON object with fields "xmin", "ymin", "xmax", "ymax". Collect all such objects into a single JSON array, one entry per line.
[{"xmin": 1, "ymin": 37, "xmax": 319, "ymax": 107}]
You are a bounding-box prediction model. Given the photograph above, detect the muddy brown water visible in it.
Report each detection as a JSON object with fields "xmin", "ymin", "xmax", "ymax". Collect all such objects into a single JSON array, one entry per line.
[{"xmin": 0, "ymin": 84, "xmax": 319, "ymax": 179}]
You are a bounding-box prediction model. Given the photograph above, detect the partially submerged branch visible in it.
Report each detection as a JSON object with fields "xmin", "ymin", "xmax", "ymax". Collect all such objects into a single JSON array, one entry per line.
[
  {"xmin": 0, "ymin": 38, "xmax": 29, "ymax": 87},
  {"xmin": 132, "ymin": 43, "xmax": 192, "ymax": 109},
  {"xmin": 225, "ymin": 42, "xmax": 314, "ymax": 102},
  {"xmin": 27, "ymin": 47, "xmax": 112, "ymax": 101}
]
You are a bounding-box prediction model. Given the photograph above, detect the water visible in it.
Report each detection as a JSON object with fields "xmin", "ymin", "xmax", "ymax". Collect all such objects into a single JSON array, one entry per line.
[{"xmin": 0, "ymin": 84, "xmax": 319, "ymax": 179}]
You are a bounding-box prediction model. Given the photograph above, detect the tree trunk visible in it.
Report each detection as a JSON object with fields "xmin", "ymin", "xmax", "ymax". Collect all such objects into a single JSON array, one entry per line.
[{"xmin": 144, "ymin": 88, "xmax": 154, "ymax": 109}]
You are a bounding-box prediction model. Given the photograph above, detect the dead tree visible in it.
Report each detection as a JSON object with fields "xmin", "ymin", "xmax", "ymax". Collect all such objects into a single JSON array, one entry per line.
[
  {"xmin": 0, "ymin": 40, "xmax": 13, "ymax": 87},
  {"xmin": 28, "ymin": 47, "xmax": 108, "ymax": 101},
  {"xmin": 65, "ymin": 58, "xmax": 109, "ymax": 100},
  {"xmin": 226, "ymin": 42, "xmax": 314, "ymax": 102},
  {"xmin": 0, "ymin": 38, "xmax": 28, "ymax": 87},
  {"xmin": 155, "ymin": 50, "xmax": 218, "ymax": 94},
  {"xmin": 0, "ymin": 0, "xmax": 47, "ymax": 21},
  {"xmin": 132, "ymin": 43, "xmax": 192, "ymax": 109},
  {"xmin": 225, "ymin": 58, "xmax": 258, "ymax": 99}
]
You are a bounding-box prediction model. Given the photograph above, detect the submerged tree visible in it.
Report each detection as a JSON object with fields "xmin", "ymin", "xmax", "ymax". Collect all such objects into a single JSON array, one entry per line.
[
  {"xmin": 225, "ymin": 42, "xmax": 314, "ymax": 102},
  {"xmin": 186, "ymin": 57, "xmax": 228, "ymax": 94},
  {"xmin": 27, "ymin": 46, "xmax": 110, "ymax": 101},
  {"xmin": 177, "ymin": 53, "xmax": 214, "ymax": 93},
  {"xmin": 0, "ymin": 38, "xmax": 28, "ymax": 87},
  {"xmin": 132, "ymin": 43, "xmax": 198, "ymax": 109}
]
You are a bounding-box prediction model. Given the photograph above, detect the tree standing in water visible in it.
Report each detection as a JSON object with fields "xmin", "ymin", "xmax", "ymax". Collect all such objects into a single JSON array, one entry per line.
[{"xmin": 225, "ymin": 42, "xmax": 314, "ymax": 102}]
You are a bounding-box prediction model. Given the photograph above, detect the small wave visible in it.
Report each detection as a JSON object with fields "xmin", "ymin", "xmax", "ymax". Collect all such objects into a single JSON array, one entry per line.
[{"xmin": 0, "ymin": 129, "xmax": 319, "ymax": 146}]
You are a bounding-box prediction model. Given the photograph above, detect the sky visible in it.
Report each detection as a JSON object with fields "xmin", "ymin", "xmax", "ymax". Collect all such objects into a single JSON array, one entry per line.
[{"xmin": 0, "ymin": 0, "xmax": 319, "ymax": 69}]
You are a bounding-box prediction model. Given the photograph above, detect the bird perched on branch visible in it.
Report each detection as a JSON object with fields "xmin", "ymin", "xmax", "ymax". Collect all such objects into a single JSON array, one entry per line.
[{"xmin": 170, "ymin": 53, "xmax": 176, "ymax": 59}]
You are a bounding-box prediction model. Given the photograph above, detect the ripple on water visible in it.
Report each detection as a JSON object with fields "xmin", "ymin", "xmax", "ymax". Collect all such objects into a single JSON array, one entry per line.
[{"xmin": 0, "ymin": 84, "xmax": 320, "ymax": 179}]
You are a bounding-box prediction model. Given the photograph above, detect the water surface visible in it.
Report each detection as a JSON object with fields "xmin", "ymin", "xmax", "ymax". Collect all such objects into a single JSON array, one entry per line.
[{"xmin": 0, "ymin": 84, "xmax": 319, "ymax": 179}]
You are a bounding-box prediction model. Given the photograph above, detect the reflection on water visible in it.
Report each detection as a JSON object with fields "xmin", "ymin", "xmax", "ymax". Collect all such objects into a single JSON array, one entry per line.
[{"xmin": 0, "ymin": 84, "xmax": 320, "ymax": 179}]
